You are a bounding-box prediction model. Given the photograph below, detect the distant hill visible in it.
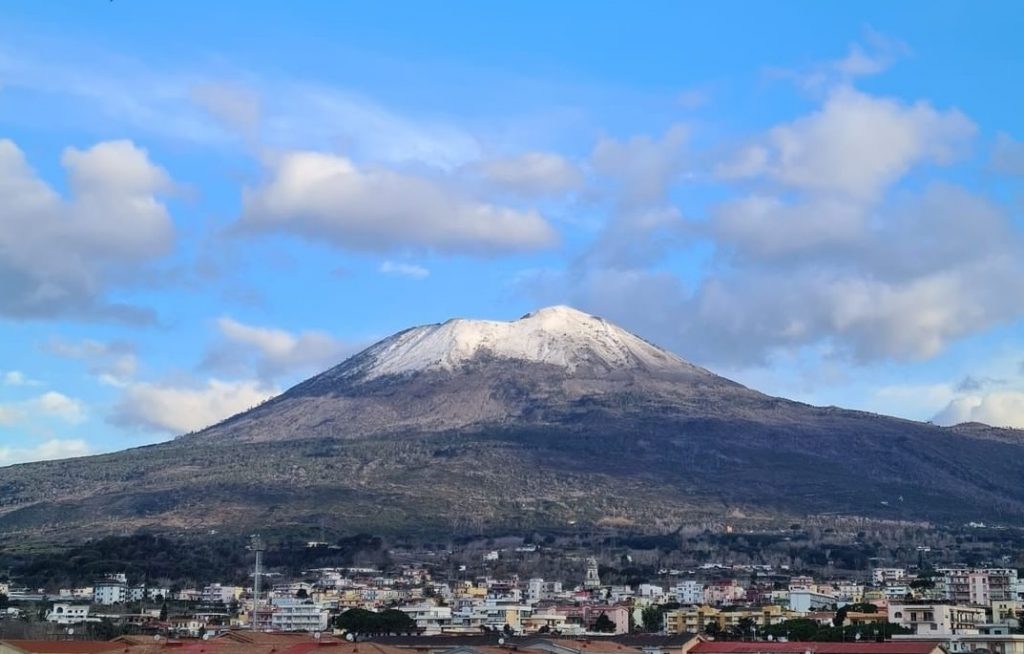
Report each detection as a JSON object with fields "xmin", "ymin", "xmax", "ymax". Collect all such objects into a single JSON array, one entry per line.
[{"xmin": 3, "ymin": 306, "xmax": 1024, "ymax": 539}]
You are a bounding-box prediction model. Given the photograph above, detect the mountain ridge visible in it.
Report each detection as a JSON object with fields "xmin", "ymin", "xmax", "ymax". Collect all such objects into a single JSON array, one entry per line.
[{"xmin": 3, "ymin": 305, "xmax": 1024, "ymax": 539}]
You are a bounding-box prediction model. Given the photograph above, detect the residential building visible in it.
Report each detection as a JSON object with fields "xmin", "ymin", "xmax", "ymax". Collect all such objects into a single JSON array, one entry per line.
[
  {"xmin": 399, "ymin": 602, "xmax": 453, "ymax": 635},
  {"xmin": 674, "ymin": 581, "xmax": 704, "ymax": 605},
  {"xmin": 269, "ymin": 598, "xmax": 329, "ymax": 632},
  {"xmin": 44, "ymin": 603, "xmax": 91, "ymax": 625},
  {"xmin": 887, "ymin": 603, "xmax": 987, "ymax": 634},
  {"xmin": 789, "ymin": 590, "xmax": 836, "ymax": 612},
  {"xmin": 873, "ymin": 569, "xmax": 909, "ymax": 584},
  {"xmin": 93, "ymin": 579, "xmax": 127, "ymax": 606}
]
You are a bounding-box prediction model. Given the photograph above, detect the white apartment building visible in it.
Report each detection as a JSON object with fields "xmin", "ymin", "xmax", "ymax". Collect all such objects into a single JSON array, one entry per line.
[
  {"xmin": 269, "ymin": 598, "xmax": 329, "ymax": 632},
  {"xmin": 888, "ymin": 603, "xmax": 987, "ymax": 634},
  {"xmin": 93, "ymin": 580, "xmax": 127, "ymax": 605},
  {"xmin": 526, "ymin": 578, "xmax": 563, "ymax": 603},
  {"xmin": 399, "ymin": 602, "xmax": 452, "ymax": 635},
  {"xmin": 638, "ymin": 584, "xmax": 665, "ymax": 599},
  {"xmin": 674, "ymin": 580, "xmax": 704, "ymax": 605},
  {"xmin": 938, "ymin": 569, "xmax": 1019, "ymax": 604},
  {"xmin": 895, "ymin": 630, "xmax": 1024, "ymax": 654},
  {"xmin": 873, "ymin": 568, "xmax": 908, "ymax": 584},
  {"xmin": 201, "ymin": 584, "xmax": 241, "ymax": 605},
  {"xmin": 45, "ymin": 604, "xmax": 92, "ymax": 625},
  {"xmin": 789, "ymin": 590, "xmax": 836, "ymax": 612}
]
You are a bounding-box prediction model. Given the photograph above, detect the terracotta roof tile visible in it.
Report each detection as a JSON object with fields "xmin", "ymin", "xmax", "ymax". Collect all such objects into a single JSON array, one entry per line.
[
  {"xmin": 690, "ymin": 642, "xmax": 945, "ymax": 654},
  {"xmin": 0, "ymin": 641, "xmax": 126, "ymax": 654}
]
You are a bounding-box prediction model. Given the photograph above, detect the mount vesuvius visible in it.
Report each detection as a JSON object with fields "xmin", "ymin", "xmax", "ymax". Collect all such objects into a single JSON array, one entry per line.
[{"xmin": 2, "ymin": 306, "xmax": 1024, "ymax": 538}]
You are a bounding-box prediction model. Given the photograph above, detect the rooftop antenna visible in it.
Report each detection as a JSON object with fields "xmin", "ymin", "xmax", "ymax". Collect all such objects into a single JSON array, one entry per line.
[{"xmin": 249, "ymin": 534, "xmax": 266, "ymax": 631}]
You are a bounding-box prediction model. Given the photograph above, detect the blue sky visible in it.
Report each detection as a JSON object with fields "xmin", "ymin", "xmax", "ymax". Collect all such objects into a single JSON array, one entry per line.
[{"xmin": 2, "ymin": 1, "xmax": 1024, "ymax": 464}]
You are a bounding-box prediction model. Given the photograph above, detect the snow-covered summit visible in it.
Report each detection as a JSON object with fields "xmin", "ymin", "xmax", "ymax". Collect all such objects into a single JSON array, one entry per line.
[{"xmin": 348, "ymin": 305, "xmax": 699, "ymax": 380}]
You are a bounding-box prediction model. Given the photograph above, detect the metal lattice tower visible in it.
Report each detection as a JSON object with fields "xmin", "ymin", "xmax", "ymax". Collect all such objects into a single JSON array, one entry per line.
[{"xmin": 249, "ymin": 534, "xmax": 265, "ymax": 631}]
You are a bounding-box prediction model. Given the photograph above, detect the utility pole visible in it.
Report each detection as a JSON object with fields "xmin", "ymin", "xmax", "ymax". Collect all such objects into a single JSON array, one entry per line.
[{"xmin": 250, "ymin": 535, "xmax": 265, "ymax": 631}]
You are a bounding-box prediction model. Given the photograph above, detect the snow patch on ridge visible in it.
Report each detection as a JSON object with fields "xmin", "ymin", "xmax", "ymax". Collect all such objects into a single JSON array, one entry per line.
[{"xmin": 350, "ymin": 305, "xmax": 697, "ymax": 380}]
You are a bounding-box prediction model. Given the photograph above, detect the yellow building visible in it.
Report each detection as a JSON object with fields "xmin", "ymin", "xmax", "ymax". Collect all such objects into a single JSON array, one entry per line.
[{"xmin": 664, "ymin": 605, "xmax": 803, "ymax": 635}]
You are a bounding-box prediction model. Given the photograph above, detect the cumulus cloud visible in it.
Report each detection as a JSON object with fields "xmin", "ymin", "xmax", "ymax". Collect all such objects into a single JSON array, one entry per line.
[
  {"xmin": 591, "ymin": 125, "xmax": 689, "ymax": 205},
  {"xmin": 237, "ymin": 151, "xmax": 558, "ymax": 255},
  {"xmin": 202, "ymin": 317, "xmax": 350, "ymax": 382},
  {"xmin": 934, "ymin": 391, "xmax": 1024, "ymax": 429},
  {"xmin": 0, "ymin": 438, "xmax": 91, "ymax": 466},
  {"xmin": 45, "ymin": 337, "xmax": 138, "ymax": 385},
  {"xmin": 111, "ymin": 378, "xmax": 276, "ymax": 434},
  {"xmin": 0, "ymin": 391, "xmax": 87, "ymax": 426},
  {"xmin": 717, "ymin": 87, "xmax": 975, "ymax": 199},
  {"xmin": 525, "ymin": 80, "xmax": 1020, "ymax": 368},
  {"xmin": 475, "ymin": 152, "xmax": 583, "ymax": 196},
  {"xmin": 379, "ymin": 261, "xmax": 430, "ymax": 279},
  {"xmin": 0, "ymin": 139, "xmax": 175, "ymax": 321},
  {"xmin": 31, "ymin": 391, "xmax": 87, "ymax": 424}
]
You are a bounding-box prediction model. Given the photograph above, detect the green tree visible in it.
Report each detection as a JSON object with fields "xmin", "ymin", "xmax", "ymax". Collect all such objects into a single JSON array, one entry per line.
[
  {"xmin": 641, "ymin": 606, "xmax": 664, "ymax": 632},
  {"xmin": 334, "ymin": 608, "xmax": 416, "ymax": 634},
  {"xmin": 833, "ymin": 605, "xmax": 849, "ymax": 628},
  {"xmin": 295, "ymin": 588, "xmax": 309, "ymax": 599},
  {"xmin": 704, "ymin": 621, "xmax": 723, "ymax": 638},
  {"xmin": 734, "ymin": 617, "xmax": 757, "ymax": 640},
  {"xmin": 593, "ymin": 613, "xmax": 616, "ymax": 633},
  {"xmin": 159, "ymin": 602, "xmax": 168, "ymax": 621}
]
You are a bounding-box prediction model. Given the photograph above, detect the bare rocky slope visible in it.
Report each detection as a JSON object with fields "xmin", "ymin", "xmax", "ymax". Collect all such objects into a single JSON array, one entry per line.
[{"xmin": 2, "ymin": 306, "xmax": 1024, "ymax": 539}]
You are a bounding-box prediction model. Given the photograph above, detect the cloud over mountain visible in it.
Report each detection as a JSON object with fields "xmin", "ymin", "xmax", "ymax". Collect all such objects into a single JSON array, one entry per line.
[
  {"xmin": 237, "ymin": 151, "xmax": 559, "ymax": 255},
  {"xmin": 0, "ymin": 139, "xmax": 175, "ymax": 322}
]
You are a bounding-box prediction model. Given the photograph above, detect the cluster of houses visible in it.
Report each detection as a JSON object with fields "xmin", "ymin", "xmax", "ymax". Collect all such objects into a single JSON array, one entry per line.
[{"xmin": 6, "ymin": 564, "xmax": 1024, "ymax": 654}]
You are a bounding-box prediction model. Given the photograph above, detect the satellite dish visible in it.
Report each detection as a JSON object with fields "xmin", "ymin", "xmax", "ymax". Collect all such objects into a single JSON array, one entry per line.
[
  {"xmin": 67, "ymin": 628, "xmax": 75, "ymax": 636},
  {"xmin": 153, "ymin": 635, "xmax": 161, "ymax": 641},
  {"xmin": 499, "ymin": 638, "xmax": 506, "ymax": 645},
  {"xmin": 315, "ymin": 632, "xmax": 322, "ymax": 640},
  {"xmin": 767, "ymin": 635, "xmax": 774, "ymax": 641},
  {"xmin": 346, "ymin": 633, "xmax": 356, "ymax": 642},
  {"xmin": 203, "ymin": 634, "xmax": 211, "ymax": 641},
  {"xmin": 855, "ymin": 633, "xmax": 862, "ymax": 641}
]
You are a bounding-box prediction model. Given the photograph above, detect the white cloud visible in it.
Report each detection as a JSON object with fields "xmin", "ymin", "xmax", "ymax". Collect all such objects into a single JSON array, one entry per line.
[
  {"xmin": 379, "ymin": 261, "xmax": 430, "ymax": 279},
  {"xmin": 202, "ymin": 317, "xmax": 349, "ymax": 382},
  {"xmin": 0, "ymin": 41, "xmax": 482, "ymax": 167},
  {"xmin": 591, "ymin": 125, "xmax": 689, "ymax": 205},
  {"xmin": 237, "ymin": 150, "xmax": 558, "ymax": 255},
  {"xmin": 934, "ymin": 391, "xmax": 1024, "ymax": 429},
  {"xmin": 30, "ymin": 391, "xmax": 87, "ymax": 424},
  {"xmin": 0, "ymin": 138, "xmax": 175, "ymax": 321},
  {"xmin": 2, "ymin": 370, "xmax": 40, "ymax": 386},
  {"xmin": 719, "ymin": 87, "xmax": 975, "ymax": 199},
  {"xmin": 272, "ymin": 85, "xmax": 481, "ymax": 169},
  {"xmin": 767, "ymin": 29, "xmax": 910, "ymax": 92},
  {"xmin": 0, "ymin": 391, "xmax": 87, "ymax": 426},
  {"xmin": 45, "ymin": 337, "xmax": 138, "ymax": 385},
  {"xmin": 991, "ymin": 132, "xmax": 1024, "ymax": 176},
  {"xmin": 0, "ymin": 438, "xmax": 91, "ymax": 466},
  {"xmin": 711, "ymin": 195, "xmax": 865, "ymax": 260},
  {"xmin": 111, "ymin": 378, "xmax": 276, "ymax": 434},
  {"xmin": 0, "ymin": 405, "xmax": 20, "ymax": 425},
  {"xmin": 190, "ymin": 81, "xmax": 261, "ymax": 135},
  {"xmin": 475, "ymin": 152, "xmax": 583, "ymax": 196}
]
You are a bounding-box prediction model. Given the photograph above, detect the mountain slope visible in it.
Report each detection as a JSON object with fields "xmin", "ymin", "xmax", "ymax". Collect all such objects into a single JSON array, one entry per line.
[{"xmin": 3, "ymin": 306, "xmax": 1024, "ymax": 539}]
